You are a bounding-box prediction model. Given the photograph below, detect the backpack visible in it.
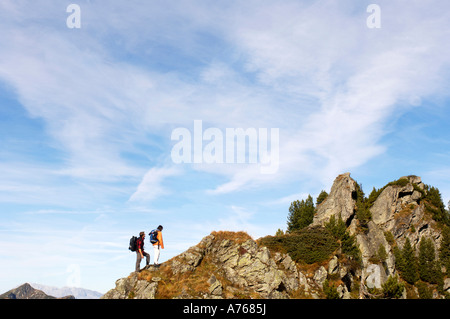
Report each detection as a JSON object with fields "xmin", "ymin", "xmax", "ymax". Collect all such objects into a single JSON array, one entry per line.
[
  {"xmin": 149, "ymin": 229, "xmax": 159, "ymax": 244},
  {"xmin": 129, "ymin": 236, "xmax": 138, "ymax": 252}
]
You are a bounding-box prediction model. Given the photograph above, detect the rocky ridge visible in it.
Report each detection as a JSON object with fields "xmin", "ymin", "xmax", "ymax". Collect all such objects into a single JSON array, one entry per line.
[
  {"xmin": 103, "ymin": 173, "xmax": 450, "ymax": 299},
  {"xmin": 103, "ymin": 231, "xmax": 323, "ymax": 299}
]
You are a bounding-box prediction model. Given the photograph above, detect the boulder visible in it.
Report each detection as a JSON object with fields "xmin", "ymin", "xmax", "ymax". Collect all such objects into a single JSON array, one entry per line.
[
  {"xmin": 313, "ymin": 266, "xmax": 328, "ymax": 288},
  {"xmin": 328, "ymin": 256, "xmax": 339, "ymax": 275},
  {"xmin": 133, "ymin": 280, "xmax": 158, "ymax": 299}
]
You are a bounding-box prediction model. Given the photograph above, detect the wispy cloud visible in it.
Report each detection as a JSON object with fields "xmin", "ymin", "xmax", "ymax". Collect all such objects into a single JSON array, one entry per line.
[
  {"xmin": 128, "ymin": 166, "xmax": 181, "ymax": 202},
  {"xmin": 2, "ymin": 0, "xmax": 448, "ymax": 195},
  {"xmin": 198, "ymin": 0, "xmax": 450, "ymax": 190}
]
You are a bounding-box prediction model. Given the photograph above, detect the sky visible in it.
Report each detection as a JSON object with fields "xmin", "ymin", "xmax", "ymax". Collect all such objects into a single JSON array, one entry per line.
[{"xmin": 0, "ymin": 0, "xmax": 450, "ymax": 294}]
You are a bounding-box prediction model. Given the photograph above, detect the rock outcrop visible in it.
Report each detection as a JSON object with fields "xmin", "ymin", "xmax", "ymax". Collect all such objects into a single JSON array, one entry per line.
[
  {"xmin": 313, "ymin": 173, "xmax": 357, "ymax": 227},
  {"xmin": 353, "ymin": 175, "xmax": 444, "ymax": 291},
  {"xmin": 103, "ymin": 174, "xmax": 449, "ymax": 299},
  {"xmin": 103, "ymin": 232, "xmax": 317, "ymax": 299},
  {"xmin": 365, "ymin": 175, "xmax": 441, "ymax": 248}
]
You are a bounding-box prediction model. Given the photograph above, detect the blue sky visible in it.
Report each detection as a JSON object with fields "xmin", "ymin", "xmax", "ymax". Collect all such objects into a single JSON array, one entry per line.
[{"xmin": 1, "ymin": 0, "xmax": 450, "ymax": 294}]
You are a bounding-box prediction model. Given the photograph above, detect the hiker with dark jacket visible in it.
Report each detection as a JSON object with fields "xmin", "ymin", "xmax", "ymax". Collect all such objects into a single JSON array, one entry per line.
[{"xmin": 135, "ymin": 231, "xmax": 150, "ymax": 272}]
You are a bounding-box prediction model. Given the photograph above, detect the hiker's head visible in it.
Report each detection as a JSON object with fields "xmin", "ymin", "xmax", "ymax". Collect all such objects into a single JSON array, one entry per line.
[
  {"xmin": 157, "ymin": 225, "xmax": 163, "ymax": 231},
  {"xmin": 139, "ymin": 231, "xmax": 145, "ymax": 237}
]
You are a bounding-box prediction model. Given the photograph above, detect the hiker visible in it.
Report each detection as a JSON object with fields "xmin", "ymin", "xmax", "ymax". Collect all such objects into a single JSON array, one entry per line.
[
  {"xmin": 150, "ymin": 225, "xmax": 164, "ymax": 265},
  {"xmin": 135, "ymin": 231, "xmax": 150, "ymax": 272}
]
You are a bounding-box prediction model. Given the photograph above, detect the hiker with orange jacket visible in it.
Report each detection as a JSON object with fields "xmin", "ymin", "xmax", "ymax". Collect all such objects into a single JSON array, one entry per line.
[
  {"xmin": 135, "ymin": 231, "xmax": 150, "ymax": 272},
  {"xmin": 149, "ymin": 225, "xmax": 164, "ymax": 265}
]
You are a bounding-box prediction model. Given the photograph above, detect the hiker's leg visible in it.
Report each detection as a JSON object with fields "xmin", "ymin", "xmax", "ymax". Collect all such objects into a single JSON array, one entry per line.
[
  {"xmin": 153, "ymin": 245, "xmax": 160, "ymax": 264},
  {"xmin": 135, "ymin": 253, "xmax": 142, "ymax": 272},
  {"xmin": 144, "ymin": 252, "xmax": 150, "ymax": 266}
]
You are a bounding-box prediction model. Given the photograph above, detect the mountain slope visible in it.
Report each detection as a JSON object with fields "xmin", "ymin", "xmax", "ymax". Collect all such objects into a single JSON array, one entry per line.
[
  {"xmin": 102, "ymin": 173, "xmax": 450, "ymax": 299},
  {"xmin": 103, "ymin": 231, "xmax": 315, "ymax": 299}
]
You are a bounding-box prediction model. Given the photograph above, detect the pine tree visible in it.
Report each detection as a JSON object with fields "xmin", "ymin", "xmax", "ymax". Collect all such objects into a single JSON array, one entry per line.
[
  {"xmin": 424, "ymin": 186, "xmax": 449, "ymax": 226},
  {"xmin": 323, "ymin": 214, "xmax": 360, "ymax": 262},
  {"xmin": 367, "ymin": 186, "xmax": 382, "ymax": 208},
  {"xmin": 324, "ymin": 214, "xmax": 346, "ymax": 240},
  {"xmin": 439, "ymin": 227, "xmax": 450, "ymax": 276},
  {"xmin": 393, "ymin": 246, "xmax": 405, "ymax": 273},
  {"xmin": 355, "ymin": 183, "xmax": 371, "ymax": 230},
  {"xmin": 287, "ymin": 195, "xmax": 315, "ymax": 232},
  {"xmin": 377, "ymin": 244, "xmax": 387, "ymax": 263},
  {"xmin": 418, "ymin": 237, "xmax": 442, "ymax": 285},
  {"xmin": 275, "ymin": 228, "xmax": 284, "ymax": 236},
  {"xmin": 316, "ymin": 190, "xmax": 328, "ymax": 205},
  {"xmin": 419, "ymin": 237, "xmax": 433, "ymax": 282},
  {"xmin": 417, "ymin": 281, "xmax": 433, "ymax": 299},
  {"xmin": 382, "ymin": 275, "xmax": 405, "ymax": 299},
  {"xmin": 401, "ymin": 238, "xmax": 418, "ymax": 284}
]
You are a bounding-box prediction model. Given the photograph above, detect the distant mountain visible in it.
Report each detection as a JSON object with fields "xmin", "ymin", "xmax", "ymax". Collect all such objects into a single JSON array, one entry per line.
[
  {"xmin": 0, "ymin": 283, "xmax": 75, "ymax": 299},
  {"xmin": 30, "ymin": 283, "xmax": 102, "ymax": 299}
]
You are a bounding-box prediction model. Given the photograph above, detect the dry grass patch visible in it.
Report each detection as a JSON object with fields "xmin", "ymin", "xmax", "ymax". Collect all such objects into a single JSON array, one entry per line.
[{"xmin": 211, "ymin": 231, "xmax": 253, "ymax": 244}]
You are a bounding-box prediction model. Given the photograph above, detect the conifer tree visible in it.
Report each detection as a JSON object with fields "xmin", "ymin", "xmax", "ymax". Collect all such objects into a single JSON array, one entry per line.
[
  {"xmin": 316, "ymin": 190, "xmax": 328, "ymax": 205},
  {"xmin": 393, "ymin": 246, "xmax": 405, "ymax": 274},
  {"xmin": 287, "ymin": 195, "xmax": 315, "ymax": 232},
  {"xmin": 439, "ymin": 227, "xmax": 450, "ymax": 276},
  {"xmin": 354, "ymin": 183, "xmax": 371, "ymax": 230},
  {"xmin": 324, "ymin": 214, "xmax": 346, "ymax": 239},
  {"xmin": 418, "ymin": 237, "xmax": 442, "ymax": 285},
  {"xmin": 382, "ymin": 275, "xmax": 405, "ymax": 299},
  {"xmin": 401, "ymin": 238, "xmax": 418, "ymax": 284}
]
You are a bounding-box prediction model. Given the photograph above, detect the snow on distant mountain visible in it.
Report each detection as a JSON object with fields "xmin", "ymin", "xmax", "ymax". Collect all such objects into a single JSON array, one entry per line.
[{"xmin": 30, "ymin": 283, "xmax": 103, "ymax": 299}]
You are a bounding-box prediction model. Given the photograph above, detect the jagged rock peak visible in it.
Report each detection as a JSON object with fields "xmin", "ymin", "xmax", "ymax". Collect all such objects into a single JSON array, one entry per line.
[
  {"xmin": 312, "ymin": 172, "xmax": 357, "ymax": 227},
  {"xmin": 365, "ymin": 174, "xmax": 443, "ymax": 251},
  {"xmin": 370, "ymin": 176, "xmax": 424, "ymax": 227}
]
